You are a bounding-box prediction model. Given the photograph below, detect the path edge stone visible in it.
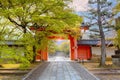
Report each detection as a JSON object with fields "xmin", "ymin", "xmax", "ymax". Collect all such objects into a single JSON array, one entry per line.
[{"xmin": 22, "ymin": 62, "xmax": 42, "ymax": 80}]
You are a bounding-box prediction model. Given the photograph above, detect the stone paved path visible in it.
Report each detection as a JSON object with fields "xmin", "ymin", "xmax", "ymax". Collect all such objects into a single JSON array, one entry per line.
[
  {"xmin": 23, "ymin": 52, "xmax": 100, "ymax": 80},
  {"xmin": 38, "ymin": 62, "xmax": 82, "ymax": 80}
]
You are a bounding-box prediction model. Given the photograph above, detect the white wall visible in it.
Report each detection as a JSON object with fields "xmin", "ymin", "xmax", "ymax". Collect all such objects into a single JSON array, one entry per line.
[{"xmin": 91, "ymin": 47, "xmax": 116, "ymax": 57}]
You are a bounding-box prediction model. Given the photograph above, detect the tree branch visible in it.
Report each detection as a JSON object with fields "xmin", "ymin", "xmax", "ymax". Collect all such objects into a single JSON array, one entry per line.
[{"xmin": 8, "ymin": 16, "xmax": 23, "ymax": 27}]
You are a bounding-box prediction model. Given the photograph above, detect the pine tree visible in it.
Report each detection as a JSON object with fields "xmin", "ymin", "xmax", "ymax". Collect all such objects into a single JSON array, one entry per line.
[{"xmin": 88, "ymin": 0, "xmax": 113, "ymax": 66}]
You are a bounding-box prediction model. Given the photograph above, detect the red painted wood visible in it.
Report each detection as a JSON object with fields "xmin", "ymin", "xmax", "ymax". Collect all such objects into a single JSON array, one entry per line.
[
  {"xmin": 41, "ymin": 48, "xmax": 48, "ymax": 61},
  {"xmin": 36, "ymin": 49, "xmax": 48, "ymax": 61},
  {"xmin": 31, "ymin": 26, "xmax": 91, "ymax": 61},
  {"xmin": 77, "ymin": 45, "xmax": 92, "ymax": 60},
  {"xmin": 69, "ymin": 35, "xmax": 77, "ymax": 60},
  {"xmin": 36, "ymin": 50, "xmax": 41, "ymax": 61}
]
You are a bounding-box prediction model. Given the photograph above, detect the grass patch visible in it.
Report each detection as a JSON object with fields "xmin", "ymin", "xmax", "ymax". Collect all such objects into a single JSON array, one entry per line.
[
  {"xmin": 1, "ymin": 64, "xmax": 20, "ymax": 69},
  {"xmin": 0, "ymin": 61, "xmax": 41, "ymax": 69}
]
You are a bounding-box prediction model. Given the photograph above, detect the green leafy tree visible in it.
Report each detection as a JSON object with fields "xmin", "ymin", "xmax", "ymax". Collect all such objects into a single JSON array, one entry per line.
[
  {"xmin": 0, "ymin": 0, "xmax": 82, "ymax": 63},
  {"xmin": 0, "ymin": 18, "xmax": 29, "ymax": 68},
  {"xmin": 0, "ymin": 0, "xmax": 82, "ymax": 33},
  {"xmin": 113, "ymin": 17, "xmax": 120, "ymax": 50},
  {"xmin": 88, "ymin": 0, "xmax": 113, "ymax": 66},
  {"xmin": 113, "ymin": 1, "xmax": 120, "ymax": 50},
  {"xmin": 0, "ymin": 17, "xmax": 24, "ymax": 63},
  {"xmin": 0, "ymin": 45, "xmax": 30, "ymax": 69},
  {"xmin": 114, "ymin": 30, "xmax": 120, "ymax": 49},
  {"xmin": 0, "ymin": 17, "xmax": 22, "ymax": 40}
]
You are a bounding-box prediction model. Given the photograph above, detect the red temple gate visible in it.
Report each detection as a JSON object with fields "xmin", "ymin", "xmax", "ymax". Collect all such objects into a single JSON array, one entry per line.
[
  {"xmin": 35, "ymin": 35, "xmax": 78, "ymax": 61},
  {"xmin": 30, "ymin": 26, "xmax": 92, "ymax": 61}
]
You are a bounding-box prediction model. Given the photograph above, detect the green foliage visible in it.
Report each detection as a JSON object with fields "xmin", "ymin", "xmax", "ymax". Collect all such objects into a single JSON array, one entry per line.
[
  {"xmin": 55, "ymin": 40, "xmax": 70, "ymax": 55},
  {"xmin": 0, "ymin": 0, "xmax": 82, "ymax": 67},
  {"xmin": 0, "ymin": 45, "xmax": 30, "ymax": 69},
  {"xmin": 0, "ymin": 17, "xmax": 30, "ymax": 68},
  {"xmin": 19, "ymin": 58, "xmax": 30, "ymax": 69},
  {"xmin": 0, "ymin": 17, "xmax": 23, "ymax": 40},
  {"xmin": 60, "ymin": 41, "xmax": 70, "ymax": 55},
  {"xmin": 113, "ymin": 1, "xmax": 120, "ymax": 13},
  {"xmin": 114, "ymin": 29, "xmax": 120, "ymax": 48},
  {"xmin": 19, "ymin": 33, "xmax": 36, "ymax": 62},
  {"xmin": 25, "ymin": 45, "xmax": 34, "ymax": 61},
  {"xmin": 48, "ymin": 40, "xmax": 57, "ymax": 55},
  {"xmin": 0, "ymin": 0, "xmax": 82, "ymax": 50},
  {"xmin": 0, "ymin": 0, "xmax": 82, "ymax": 33},
  {"xmin": 19, "ymin": 32, "xmax": 50, "ymax": 62}
]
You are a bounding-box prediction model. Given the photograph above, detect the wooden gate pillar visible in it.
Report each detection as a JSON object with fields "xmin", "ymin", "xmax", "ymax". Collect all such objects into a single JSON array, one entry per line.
[
  {"xmin": 36, "ymin": 48, "xmax": 48, "ymax": 61},
  {"xmin": 69, "ymin": 35, "xmax": 78, "ymax": 60},
  {"xmin": 41, "ymin": 49, "xmax": 48, "ymax": 61}
]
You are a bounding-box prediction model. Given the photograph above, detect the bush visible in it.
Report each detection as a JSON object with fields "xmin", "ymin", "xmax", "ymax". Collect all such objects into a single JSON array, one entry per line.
[{"xmin": 0, "ymin": 46, "xmax": 32, "ymax": 69}]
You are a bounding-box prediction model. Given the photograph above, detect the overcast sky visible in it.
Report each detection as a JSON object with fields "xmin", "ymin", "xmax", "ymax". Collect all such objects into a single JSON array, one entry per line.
[
  {"xmin": 69, "ymin": 0, "xmax": 89, "ymax": 12},
  {"xmin": 69, "ymin": 0, "xmax": 117, "ymax": 12}
]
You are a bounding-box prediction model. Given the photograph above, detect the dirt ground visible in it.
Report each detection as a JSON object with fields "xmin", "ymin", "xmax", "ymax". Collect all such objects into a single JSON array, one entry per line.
[
  {"xmin": 82, "ymin": 62, "xmax": 120, "ymax": 80},
  {"xmin": 95, "ymin": 74, "xmax": 120, "ymax": 80}
]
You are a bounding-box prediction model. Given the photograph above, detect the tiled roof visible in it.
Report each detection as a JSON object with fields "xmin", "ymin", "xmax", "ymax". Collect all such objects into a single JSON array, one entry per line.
[{"xmin": 77, "ymin": 39, "xmax": 113, "ymax": 46}]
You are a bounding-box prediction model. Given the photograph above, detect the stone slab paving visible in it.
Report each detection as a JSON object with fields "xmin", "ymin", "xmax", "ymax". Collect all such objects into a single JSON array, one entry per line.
[
  {"xmin": 23, "ymin": 52, "xmax": 99, "ymax": 80},
  {"xmin": 69, "ymin": 62, "xmax": 99, "ymax": 80},
  {"xmin": 38, "ymin": 62, "xmax": 82, "ymax": 80},
  {"xmin": 23, "ymin": 61, "xmax": 99, "ymax": 80},
  {"xmin": 22, "ymin": 62, "xmax": 50, "ymax": 80}
]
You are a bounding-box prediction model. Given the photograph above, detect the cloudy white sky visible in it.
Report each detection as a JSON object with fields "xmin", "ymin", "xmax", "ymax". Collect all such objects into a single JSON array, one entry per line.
[
  {"xmin": 69, "ymin": 0, "xmax": 116, "ymax": 12},
  {"xmin": 69, "ymin": 0, "xmax": 89, "ymax": 12}
]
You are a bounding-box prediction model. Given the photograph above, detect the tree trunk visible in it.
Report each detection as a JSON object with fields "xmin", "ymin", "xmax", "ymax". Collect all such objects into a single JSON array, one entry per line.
[
  {"xmin": 32, "ymin": 45, "xmax": 36, "ymax": 63},
  {"xmin": 100, "ymin": 33, "xmax": 106, "ymax": 66},
  {"xmin": 97, "ymin": 0, "xmax": 106, "ymax": 66},
  {"xmin": 23, "ymin": 27, "xmax": 27, "ymax": 33}
]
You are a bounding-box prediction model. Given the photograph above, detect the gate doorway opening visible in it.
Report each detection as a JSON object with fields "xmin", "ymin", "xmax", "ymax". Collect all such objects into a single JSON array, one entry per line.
[
  {"xmin": 36, "ymin": 35, "xmax": 78, "ymax": 61},
  {"xmin": 48, "ymin": 40, "xmax": 70, "ymax": 61}
]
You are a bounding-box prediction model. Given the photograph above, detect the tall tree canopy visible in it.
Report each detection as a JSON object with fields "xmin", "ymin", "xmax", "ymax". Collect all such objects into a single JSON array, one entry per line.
[
  {"xmin": 0, "ymin": 0, "xmax": 82, "ymax": 33},
  {"xmin": 0, "ymin": 0, "xmax": 82, "ymax": 46},
  {"xmin": 0, "ymin": 0, "xmax": 82, "ymax": 63},
  {"xmin": 0, "ymin": 17, "xmax": 22, "ymax": 40}
]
